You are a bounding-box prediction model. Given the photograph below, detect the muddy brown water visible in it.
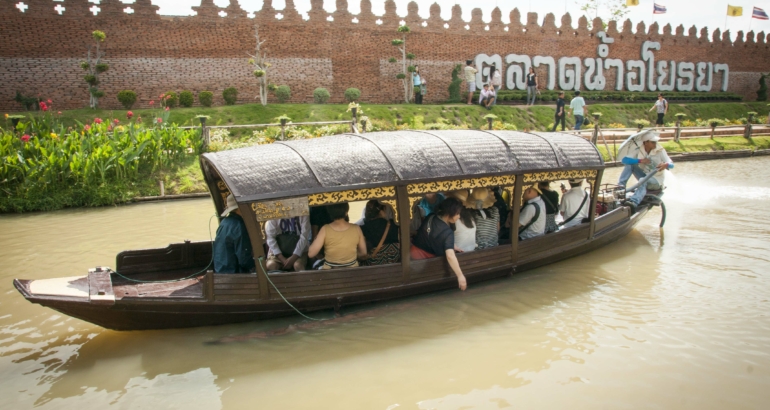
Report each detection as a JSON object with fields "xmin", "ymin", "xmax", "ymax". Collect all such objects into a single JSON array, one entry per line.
[{"xmin": 1, "ymin": 158, "xmax": 769, "ymax": 409}]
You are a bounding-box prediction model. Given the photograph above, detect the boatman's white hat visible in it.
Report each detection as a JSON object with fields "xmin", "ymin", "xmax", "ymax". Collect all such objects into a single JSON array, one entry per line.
[
  {"xmin": 641, "ymin": 133, "xmax": 660, "ymax": 142},
  {"xmin": 221, "ymin": 194, "xmax": 239, "ymax": 217}
]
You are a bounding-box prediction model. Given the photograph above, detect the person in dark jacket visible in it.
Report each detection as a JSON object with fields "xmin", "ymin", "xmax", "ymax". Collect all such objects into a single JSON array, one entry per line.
[{"xmin": 213, "ymin": 194, "xmax": 255, "ymax": 273}]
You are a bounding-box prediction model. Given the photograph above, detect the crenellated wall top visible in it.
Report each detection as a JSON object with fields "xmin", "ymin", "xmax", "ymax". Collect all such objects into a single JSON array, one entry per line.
[{"xmin": 2, "ymin": 0, "xmax": 767, "ymax": 46}]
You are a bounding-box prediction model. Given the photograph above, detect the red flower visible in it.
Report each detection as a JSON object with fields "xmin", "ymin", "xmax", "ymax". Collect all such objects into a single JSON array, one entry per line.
[
  {"xmin": 165, "ymin": 95, "xmax": 172, "ymax": 100},
  {"xmin": 21, "ymin": 134, "xmax": 30, "ymax": 142},
  {"xmin": 57, "ymin": 111, "xmax": 62, "ymax": 115},
  {"xmin": 107, "ymin": 125, "xmax": 113, "ymax": 132},
  {"xmin": 165, "ymin": 106, "xmax": 169, "ymax": 111},
  {"xmin": 156, "ymin": 118, "xmax": 163, "ymax": 124},
  {"xmin": 160, "ymin": 94, "xmax": 164, "ymax": 99},
  {"xmin": 94, "ymin": 118, "xmax": 102, "ymax": 124},
  {"xmin": 126, "ymin": 111, "xmax": 133, "ymax": 119},
  {"xmin": 149, "ymin": 100, "xmax": 155, "ymax": 106},
  {"xmin": 47, "ymin": 99, "xmax": 52, "ymax": 104},
  {"xmin": 84, "ymin": 124, "xmax": 91, "ymax": 131},
  {"xmin": 39, "ymin": 102, "xmax": 48, "ymax": 111}
]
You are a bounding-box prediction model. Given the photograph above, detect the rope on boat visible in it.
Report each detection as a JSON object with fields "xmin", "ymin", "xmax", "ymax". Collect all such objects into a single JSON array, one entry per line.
[
  {"xmin": 107, "ymin": 214, "xmax": 217, "ymax": 284},
  {"xmin": 258, "ymin": 257, "xmax": 323, "ymax": 322}
]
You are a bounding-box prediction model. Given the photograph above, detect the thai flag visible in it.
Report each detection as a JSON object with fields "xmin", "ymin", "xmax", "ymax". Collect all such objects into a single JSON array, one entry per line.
[
  {"xmin": 653, "ymin": 3, "xmax": 667, "ymax": 14},
  {"xmin": 753, "ymin": 7, "xmax": 769, "ymax": 20}
]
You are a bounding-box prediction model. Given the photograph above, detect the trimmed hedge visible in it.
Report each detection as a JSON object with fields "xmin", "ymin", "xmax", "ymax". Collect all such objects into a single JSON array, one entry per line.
[
  {"xmin": 199, "ymin": 91, "xmax": 213, "ymax": 107},
  {"xmin": 344, "ymin": 88, "xmax": 361, "ymax": 102},
  {"xmin": 275, "ymin": 85, "xmax": 291, "ymax": 103},
  {"xmin": 163, "ymin": 91, "xmax": 178, "ymax": 108},
  {"xmin": 313, "ymin": 87, "xmax": 330, "ymax": 104},
  {"xmin": 223, "ymin": 87, "xmax": 238, "ymax": 105},
  {"xmin": 471, "ymin": 90, "xmax": 744, "ymax": 104},
  {"xmin": 179, "ymin": 90, "xmax": 194, "ymax": 108},
  {"xmin": 116, "ymin": 90, "xmax": 137, "ymax": 109}
]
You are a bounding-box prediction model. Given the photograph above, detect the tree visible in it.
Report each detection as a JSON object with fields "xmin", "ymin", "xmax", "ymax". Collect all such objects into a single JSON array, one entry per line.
[
  {"xmin": 80, "ymin": 30, "xmax": 109, "ymax": 109},
  {"xmin": 757, "ymin": 74, "xmax": 768, "ymax": 101},
  {"xmin": 578, "ymin": 0, "xmax": 630, "ymax": 29},
  {"xmin": 248, "ymin": 24, "xmax": 271, "ymax": 106},
  {"xmin": 389, "ymin": 25, "xmax": 415, "ymax": 104}
]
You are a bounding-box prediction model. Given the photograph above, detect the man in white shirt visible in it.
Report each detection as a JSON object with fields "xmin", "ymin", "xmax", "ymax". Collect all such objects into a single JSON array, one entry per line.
[
  {"xmin": 479, "ymin": 84, "xmax": 496, "ymax": 109},
  {"xmin": 518, "ymin": 186, "xmax": 546, "ymax": 240},
  {"xmin": 265, "ymin": 216, "xmax": 311, "ymax": 272},
  {"xmin": 569, "ymin": 90, "xmax": 587, "ymax": 130},
  {"xmin": 621, "ymin": 133, "xmax": 674, "ymax": 208},
  {"xmin": 559, "ymin": 178, "xmax": 590, "ymax": 229}
]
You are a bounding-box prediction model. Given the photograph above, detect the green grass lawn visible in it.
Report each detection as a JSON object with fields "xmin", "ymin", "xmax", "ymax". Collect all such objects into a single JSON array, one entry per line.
[
  {"xmin": 595, "ymin": 136, "xmax": 770, "ymax": 162},
  {"xmin": 10, "ymin": 101, "xmax": 770, "ymax": 136}
]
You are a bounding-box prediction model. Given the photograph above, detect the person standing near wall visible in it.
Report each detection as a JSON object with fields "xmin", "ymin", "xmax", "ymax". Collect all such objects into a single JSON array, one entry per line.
[
  {"xmin": 552, "ymin": 91, "xmax": 566, "ymax": 131},
  {"xmin": 650, "ymin": 93, "xmax": 668, "ymax": 128},
  {"xmin": 464, "ymin": 60, "xmax": 478, "ymax": 105},
  {"xmin": 569, "ymin": 91, "xmax": 587, "ymax": 130},
  {"xmin": 413, "ymin": 66, "xmax": 422, "ymax": 105},
  {"xmin": 526, "ymin": 67, "xmax": 538, "ymax": 106},
  {"xmin": 490, "ymin": 67, "xmax": 502, "ymax": 106}
]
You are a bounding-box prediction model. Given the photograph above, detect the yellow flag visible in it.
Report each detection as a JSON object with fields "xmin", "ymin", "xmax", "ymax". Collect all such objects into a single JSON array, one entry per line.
[
  {"xmin": 626, "ymin": 0, "xmax": 639, "ymax": 6},
  {"xmin": 727, "ymin": 5, "xmax": 743, "ymax": 16}
]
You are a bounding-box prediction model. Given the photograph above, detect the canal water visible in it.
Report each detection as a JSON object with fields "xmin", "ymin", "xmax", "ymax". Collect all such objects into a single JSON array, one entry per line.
[{"xmin": 1, "ymin": 158, "xmax": 769, "ymax": 409}]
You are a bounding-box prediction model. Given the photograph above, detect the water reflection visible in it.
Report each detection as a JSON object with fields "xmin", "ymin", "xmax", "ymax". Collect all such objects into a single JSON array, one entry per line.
[{"xmin": 1, "ymin": 158, "xmax": 770, "ymax": 409}]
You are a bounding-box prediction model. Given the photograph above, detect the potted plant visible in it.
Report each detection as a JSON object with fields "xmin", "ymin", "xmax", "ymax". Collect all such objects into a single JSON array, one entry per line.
[
  {"xmin": 276, "ymin": 114, "xmax": 291, "ymax": 127},
  {"xmin": 195, "ymin": 115, "xmax": 210, "ymax": 126},
  {"xmin": 8, "ymin": 114, "xmax": 24, "ymax": 128},
  {"xmin": 483, "ymin": 114, "xmax": 498, "ymax": 130},
  {"xmin": 633, "ymin": 119, "xmax": 651, "ymax": 131},
  {"xmin": 707, "ymin": 118, "xmax": 725, "ymax": 139}
]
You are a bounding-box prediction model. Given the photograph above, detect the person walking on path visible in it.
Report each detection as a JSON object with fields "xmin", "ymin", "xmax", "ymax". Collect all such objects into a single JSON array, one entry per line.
[
  {"xmin": 464, "ymin": 60, "xmax": 478, "ymax": 105},
  {"xmin": 552, "ymin": 91, "xmax": 566, "ymax": 131},
  {"xmin": 650, "ymin": 93, "xmax": 668, "ymax": 128},
  {"xmin": 526, "ymin": 67, "xmax": 538, "ymax": 105},
  {"xmin": 569, "ymin": 91, "xmax": 587, "ymax": 130},
  {"xmin": 413, "ymin": 66, "xmax": 423, "ymax": 105},
  {"xmin": 490, "ymin": 66, "xmax": 502, "ymax": 106}
]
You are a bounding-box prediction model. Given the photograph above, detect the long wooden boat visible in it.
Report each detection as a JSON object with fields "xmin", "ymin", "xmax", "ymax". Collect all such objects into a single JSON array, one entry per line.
[{"xmin": 14, "ymin": 130, "xmax": 650, "ymax": 330}]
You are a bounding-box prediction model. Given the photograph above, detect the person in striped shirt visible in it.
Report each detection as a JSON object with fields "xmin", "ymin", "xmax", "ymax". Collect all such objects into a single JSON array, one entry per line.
[{"xmin": 465, "ymin": 188, "xmax": 500, "ymax": 249}]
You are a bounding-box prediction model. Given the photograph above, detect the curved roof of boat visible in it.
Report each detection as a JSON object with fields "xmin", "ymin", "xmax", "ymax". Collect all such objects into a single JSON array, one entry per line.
[{"xmin": 201, "ymin": 130, "xmax": 603, "ymax": 202}]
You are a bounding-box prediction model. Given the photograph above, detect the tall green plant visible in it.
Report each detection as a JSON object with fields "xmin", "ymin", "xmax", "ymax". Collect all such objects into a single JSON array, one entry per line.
[
  {"xmin": 448, "ymin": 64, "xmax": 463, "ymax": 102},
  {"xmin": 80, "ymin": 30, "xmax": 108, "ymax": 109},
  {"xmin": 757, "ymin": 74, "xmax": 768, "ymax": 102}
]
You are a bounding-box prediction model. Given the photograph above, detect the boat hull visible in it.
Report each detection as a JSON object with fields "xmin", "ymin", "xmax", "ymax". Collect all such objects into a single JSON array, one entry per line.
[{"xmin": 14, "ymin": 206, "xmax": 649, "ymax": 330}]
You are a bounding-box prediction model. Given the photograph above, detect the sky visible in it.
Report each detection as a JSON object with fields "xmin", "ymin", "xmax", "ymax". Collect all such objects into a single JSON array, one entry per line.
[{"xmin": 54, "ymin": 0, "xmax": 770, "ymax": 40}]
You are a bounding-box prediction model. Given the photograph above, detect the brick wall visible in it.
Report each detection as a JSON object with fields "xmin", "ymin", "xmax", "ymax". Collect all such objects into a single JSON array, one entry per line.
[{"xmin": 1, "ymin": 0, "xmax": 768, "ymax": 111}]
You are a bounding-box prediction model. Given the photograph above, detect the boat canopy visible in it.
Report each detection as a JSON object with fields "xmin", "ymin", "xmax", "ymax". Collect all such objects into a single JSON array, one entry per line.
[{"xmin": 200, "ymin": 130, "xmax": 603, "ymax": 206}]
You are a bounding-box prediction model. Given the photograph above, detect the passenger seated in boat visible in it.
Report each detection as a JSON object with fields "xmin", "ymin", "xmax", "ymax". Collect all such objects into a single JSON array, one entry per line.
[
  {"xmin": 411, "ymin": 197, "xmax": 468, "ymax": 291},
  {"xmin": 538, "ymin": 181, "xmax": 560, "ymax": 233},
  {"xmin": 310, "ymin": 205, "xmax": 333, "ymax": 241},
  {"xmin": 559, "ymin": 178, "xmax": 591, "ymax": 229},
  {"xmin": 360, "ymin": 200, "xmax": 401, "ymax": 266},
  {"xmin": 618, "ymin": 133, "xmax": 673, "ymax": 209},
  {"xmin": 466, "ymin": 187, "xmax": 499, "ymax": 249},
  {"xmin": 447, "ymin": 190, "xmax": 476, "ymax": 252},
  {"xmin": 492, "ymin": 187, "xmax": 511, "ymax": 242},
  {"xmin": 213, "ymin": 194, "xmax": 255, "ymax": 273},
  {"xmin": 518, "ymin": 186, "xmax": 547, "ymax": 240},
  {"xmin": 265, "ymin": 216, "xmax": 311, "ymax": 272},
  {"xmin": 308, "ymin": 202, "xmax": 367, "ymax": 269},
  {"xmin": 410, "ymin": 192, "xmax": 445, "ymax": 235},
  {"xmin": 354, "ymin": 201, "xmax": 396, "ymax": 226}
]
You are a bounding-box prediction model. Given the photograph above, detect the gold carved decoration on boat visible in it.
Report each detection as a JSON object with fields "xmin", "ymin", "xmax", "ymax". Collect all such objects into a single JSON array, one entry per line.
[
  {"xmin": 407, "ymin": 175, "xmax": 517, "ymax": 196},
  {"xmin": 523, "ymin": 169, "xmax": 597, "ymax": 183},
  {"xmin": 308, "ymin": 186, "xmax": 396, "ymax": 206},
  {"xmin": 251, "ymin": 197, "xmax": 310, "ymax": 222}
]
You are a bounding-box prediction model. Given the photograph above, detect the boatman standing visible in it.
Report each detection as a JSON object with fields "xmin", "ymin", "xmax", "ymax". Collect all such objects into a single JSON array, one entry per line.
[
  {"xmin": 213, "ymin": 194, "xmax": 255, "ymax": 273},
  {"xmin": 619, "ymin": 133, "xmax": 674, "ymax": 209}
]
